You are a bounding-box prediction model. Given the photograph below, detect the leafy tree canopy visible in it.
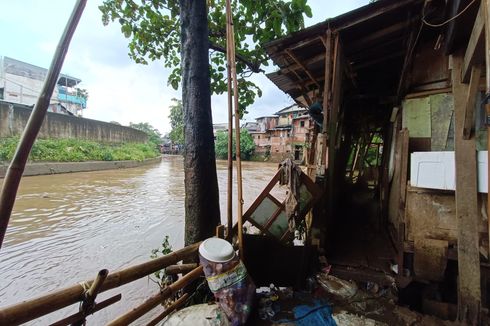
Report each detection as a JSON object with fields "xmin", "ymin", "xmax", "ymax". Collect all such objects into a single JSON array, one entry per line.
[
  {"xmin": 129, "ymin": 122, "xmax": 162, "ymax": 145},
  {"xmin": 99, "ymin": 0, "xmax": 312, "ymax": 113},
  {"xmin": 168, "ymin": 98, "xmax": 184, "ymax": 145},
  {"xmin": 215, "ymin": 129, "xmax": 255, "ymax": 160}
]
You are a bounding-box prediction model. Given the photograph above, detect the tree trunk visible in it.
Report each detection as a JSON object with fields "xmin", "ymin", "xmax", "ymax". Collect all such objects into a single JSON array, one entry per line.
[{"xmin": 180, "ymin": 0, "xmax": 221, "ymax": 246}]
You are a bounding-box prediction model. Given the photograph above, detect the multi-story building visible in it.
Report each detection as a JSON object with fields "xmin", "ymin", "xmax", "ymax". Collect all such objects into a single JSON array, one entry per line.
[
  {"xmin": 0, "ymin": 56, "xmax": 87, "ymax": 116},
  {"xmin": 249, "ymin": 116, "xmax": 277, "ymax": 154},
  {"xmin": 250, "ymin": 105, "xmax": 312, "ymax": 161}
]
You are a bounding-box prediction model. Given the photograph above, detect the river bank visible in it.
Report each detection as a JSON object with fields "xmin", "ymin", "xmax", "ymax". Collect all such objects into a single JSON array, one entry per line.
[{"xmin": 0, "ymin": 156, "xmax": 163, "ymax": 177}]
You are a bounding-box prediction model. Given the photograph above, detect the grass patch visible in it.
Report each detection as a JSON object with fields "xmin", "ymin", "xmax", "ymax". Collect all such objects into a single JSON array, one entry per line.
[{"xmin": 0, "ymin": 137, "xmax": 160, "ymax": 162}]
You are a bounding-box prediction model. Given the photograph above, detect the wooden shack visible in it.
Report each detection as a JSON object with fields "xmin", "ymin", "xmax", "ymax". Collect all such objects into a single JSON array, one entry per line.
[{"xmin": 264, "ymin": 0, "xmax": 490, "ymax": 323}]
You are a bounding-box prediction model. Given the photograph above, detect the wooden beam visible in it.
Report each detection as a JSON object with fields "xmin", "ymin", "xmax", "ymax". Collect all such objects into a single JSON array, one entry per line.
[
  {"xmin": 347, "ymin": 17, "xmax": 418, "ymax": 55},
  {"xmin": 352, "ymin": 51, "xmax": 405, "ymax": 70},
  {"xmin": 285, "ymin": 49, "xmax": 321, "ymax": 89},
  {"xmin": 282, "ymin": 52, "xmax": 325, "ymax": 74},
  {"xmin": 463, "ymin": 65, "xmax": 482, "ymax": 139},
  {"xmin": 462, "ymin": 2, "xmax": 485, "ymax": 83},
  {"xmin": 334, "ymin": 0, "xmax": 419, "ymax": 32},
  {"xmin": 451, "ymin": 55, "xmax": 481, "ymax": 325}
]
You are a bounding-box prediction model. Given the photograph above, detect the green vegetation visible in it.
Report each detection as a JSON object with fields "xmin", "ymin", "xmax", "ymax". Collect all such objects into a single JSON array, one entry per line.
[
  {"xmin": 168, "ymin": 99, "xmax": 184, "ymax": 145},
  {"xmin": 150, "ymin": 235, "xmax": 173, "ymax": 288},
  {"xmin": 129, "ymin": 122, "xmax": 163, "ymax": 146},
  {"xmin": 99, "ymin": 0, "xmax": 312, "ymax": 114},
  {"xmin": 215, "ymin": 129, "xmax": 255, "ymax": 160},
  {"xmin": 0, "ymin": 137, "xmax": 160, "ymax": 163}
]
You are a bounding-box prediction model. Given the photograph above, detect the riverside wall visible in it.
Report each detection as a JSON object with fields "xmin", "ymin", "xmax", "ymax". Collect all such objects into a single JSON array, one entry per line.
[
  {"xmin": 0, "ymin": 156, "xmax": 162, "ymax": 177},
  {"xmin": 0, "ymin": 101, "xmax": 147, "ymax": 143}
]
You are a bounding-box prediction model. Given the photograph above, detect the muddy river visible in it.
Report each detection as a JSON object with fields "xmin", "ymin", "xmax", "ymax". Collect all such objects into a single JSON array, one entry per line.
[{"xmin": 0, "ymin": 156, "xmax": 278, "ymax": 324}]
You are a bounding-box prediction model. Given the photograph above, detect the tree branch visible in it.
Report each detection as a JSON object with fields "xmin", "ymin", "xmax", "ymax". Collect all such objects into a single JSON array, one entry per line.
[{"xmin": 209, "ymin": 42, "xmax": 264, "ymax": 73}]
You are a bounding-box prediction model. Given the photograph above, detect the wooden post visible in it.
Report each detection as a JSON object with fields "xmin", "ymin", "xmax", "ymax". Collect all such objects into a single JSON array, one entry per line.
[
  {"xmin": 322, "ymin": 29, "xmax": 333, "ymax": 171},
  {"xmin": 327, "ymin": 34, "xmax": 342, "ymax": 219},
  {"xmin": 451, "ymin": 54, "xmax": 481, "ymax": 324},
  {"xmin": 483, "ymin": 0, "xmax": 490, "ymax": 270},
  {"xmin": 0, "ymin": 0, "xmax": 87, "ymax": 249}
]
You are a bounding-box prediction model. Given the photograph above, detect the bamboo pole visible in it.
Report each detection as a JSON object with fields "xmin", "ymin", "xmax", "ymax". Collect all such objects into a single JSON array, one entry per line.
[
  {"xmin": 49, "ymin": 294, "xmax": 121, "ymax": 326},
  {"xmin": 107, "ymin": 266, "xmax": 203, "ymax": 326},
  {"xmin": 86, "ymin": 269, "xmax": 108, "ymax": 303},
  {"xmin": 146, "ymin": 293, "xmax": 189, "ymax": 326},
  {"xmin": 225, "ymin": 0, "xmax": 244, "ymax": 260},
  {"xmin": 0, "ymin": 0, "xmax": 87, "ymax": 249},
  {"xmin": 72, "ymin": 269, "xmax": 109, "ymax": 326},
  {"xmin": 226, "ymin": 0, "xmax": 234, "ymax": 241},
  {"xmin": 165, "ymin": 263, "xmax": 197, "ymax": 275},
  {"xmin": 0, "ymin": 242, "xmax": 200, "ymax": 326}
]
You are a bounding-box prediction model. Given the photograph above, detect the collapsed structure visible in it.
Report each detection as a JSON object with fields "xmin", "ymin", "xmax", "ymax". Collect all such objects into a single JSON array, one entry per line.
[{"xmin": 264, "ymin": 0, "xmax": 490, "ymax": 322}]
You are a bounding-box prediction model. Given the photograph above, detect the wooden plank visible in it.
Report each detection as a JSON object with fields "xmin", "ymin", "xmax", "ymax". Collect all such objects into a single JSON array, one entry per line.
[
  {"xmin": 451, "ymin": 55, "xmax": 481, "ymax": 324},
  {"xmin": 463, "ymin": 65, "xmax": 482, "ymax": 139},
  {"xmin": 398, "ymin": 129, "xmax": 409, "ymax": 210},
  {"xmin": 462, "ymin": 2, "xmax": 484, "ymax": 83}
]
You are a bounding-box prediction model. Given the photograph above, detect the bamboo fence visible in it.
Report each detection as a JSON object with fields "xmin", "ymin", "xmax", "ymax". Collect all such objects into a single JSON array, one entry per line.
[{"xmin": 0, "ymin": 242, "xmax": 201, "ymax": 325}]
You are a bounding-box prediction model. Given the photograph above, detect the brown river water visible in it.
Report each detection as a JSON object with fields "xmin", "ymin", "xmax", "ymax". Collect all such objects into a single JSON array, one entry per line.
[{"xmin": 0, "ymin": 156, "xmax": 278, "ymax": 324}]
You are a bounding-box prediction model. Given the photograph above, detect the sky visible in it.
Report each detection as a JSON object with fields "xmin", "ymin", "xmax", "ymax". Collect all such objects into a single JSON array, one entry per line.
[{"xmin": 0, "ymin": 0, "xmax": 370, "ymax": 134}]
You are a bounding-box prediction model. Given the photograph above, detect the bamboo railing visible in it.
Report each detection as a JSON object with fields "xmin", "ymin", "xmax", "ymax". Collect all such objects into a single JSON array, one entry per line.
[{"xmin": 0, "ymin": 242, "xmax": 202, "ymax": 325}]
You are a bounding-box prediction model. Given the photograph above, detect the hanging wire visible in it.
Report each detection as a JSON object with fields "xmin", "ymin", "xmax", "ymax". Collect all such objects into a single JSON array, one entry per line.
[{"xmin": 422, "ymin": 0, "xmax": 477, "ymax": 28}]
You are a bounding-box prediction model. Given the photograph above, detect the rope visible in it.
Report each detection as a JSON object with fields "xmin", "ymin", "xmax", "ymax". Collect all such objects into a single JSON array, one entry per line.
[
  {"xmin": 79, "ymin": 281, "xmax": 90, "ymax": 293},
  {"xmin": 422, "ymin": 0, "xmax": 477, "ymax": 28}
]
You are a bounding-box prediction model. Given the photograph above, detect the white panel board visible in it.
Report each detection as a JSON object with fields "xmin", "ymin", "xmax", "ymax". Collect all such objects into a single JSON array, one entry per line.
[{"xmin": 410, "ymin": 151, "xmax": 487, "ymax": 193}]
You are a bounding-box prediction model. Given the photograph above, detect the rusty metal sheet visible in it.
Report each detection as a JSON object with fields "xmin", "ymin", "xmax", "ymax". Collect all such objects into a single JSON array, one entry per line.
[
  {"xmin": 402, "ymin": 97, "xmax": 431, "ymax": 138},
  {"xmin": 430, "ymin": 94, "xmax": 453, "ymax": 151}
]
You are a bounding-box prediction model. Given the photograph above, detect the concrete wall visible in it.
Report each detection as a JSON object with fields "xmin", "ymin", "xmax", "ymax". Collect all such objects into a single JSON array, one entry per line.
[
  {"xmin": 0, "ymin": 157, "xmax": 162, "ymax": 177},
  {"xmin": 0, "ymin": 101, "xmax": 148, "ymax": 143}
]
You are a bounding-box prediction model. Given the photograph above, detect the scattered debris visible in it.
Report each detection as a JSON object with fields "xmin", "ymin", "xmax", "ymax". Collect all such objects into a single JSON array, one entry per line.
[
  {"xmin": 316, "ymin": 274, "xmax": 358, "ymax": 299},
  {"xmin": 333, "ymin": 310, "xmax": 388, "ymax": 326},
  {"xmin": 163, "ymin": 303, "xmax": 230, "ymax": 326}
]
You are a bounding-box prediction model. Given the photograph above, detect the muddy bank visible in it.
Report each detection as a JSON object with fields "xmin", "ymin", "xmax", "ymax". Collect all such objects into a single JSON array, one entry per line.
[{"xmin": 0, "ymin": 156, "xmax": 162, "ymax": 177}]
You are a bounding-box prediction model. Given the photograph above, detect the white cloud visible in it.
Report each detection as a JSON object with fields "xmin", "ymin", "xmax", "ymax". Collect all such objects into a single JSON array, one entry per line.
[{"xmin": 0, "ymin": 0, "xmax": 370, "ymax": 133}]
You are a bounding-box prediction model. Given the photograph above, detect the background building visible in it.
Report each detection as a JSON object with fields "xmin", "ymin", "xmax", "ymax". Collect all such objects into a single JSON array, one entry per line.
[{"xmin": 0, "ymin": 56, "xmax": 87, "ymax": 116}]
